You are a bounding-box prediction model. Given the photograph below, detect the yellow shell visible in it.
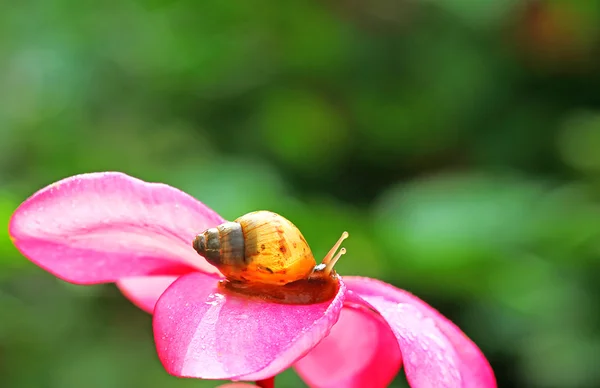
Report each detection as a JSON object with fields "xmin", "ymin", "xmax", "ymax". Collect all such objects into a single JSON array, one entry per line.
[
  {"xmin": 193, "ymin": 211, "xmax": 316, "ymax": 285},
  {"xmin": 236, "ymin": 211, "xmax": 316, "ymax": 284}
]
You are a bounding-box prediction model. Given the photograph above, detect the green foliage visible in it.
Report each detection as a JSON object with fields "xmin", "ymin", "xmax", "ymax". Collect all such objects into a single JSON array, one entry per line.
[{"xmin": 2, "ymin": 1, "xmax": 600, "ymax": 387}]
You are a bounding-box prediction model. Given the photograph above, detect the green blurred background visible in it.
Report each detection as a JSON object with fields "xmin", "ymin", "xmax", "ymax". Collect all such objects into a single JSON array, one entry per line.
[{"xmin": 2, "ymin": 0, "xmax": 600, "ymax": 387}]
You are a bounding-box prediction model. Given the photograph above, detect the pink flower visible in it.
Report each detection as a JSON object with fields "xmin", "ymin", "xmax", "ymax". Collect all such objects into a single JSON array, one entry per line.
[{"xmin": 9, "ymin": 172, "xmax": 496, "ymax": 388}]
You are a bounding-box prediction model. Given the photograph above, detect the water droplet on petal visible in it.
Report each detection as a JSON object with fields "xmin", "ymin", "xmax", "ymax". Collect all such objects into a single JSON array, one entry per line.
[
  {"xmin": 205, "ymin": 292, "xmax": 225, "ymax": 306},
  {"xmin": 408, "ymin": 352, "xmax": 418, "ymax": 365}
]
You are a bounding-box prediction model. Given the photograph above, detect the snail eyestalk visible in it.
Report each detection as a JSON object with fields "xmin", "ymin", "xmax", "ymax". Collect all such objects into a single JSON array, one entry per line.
[
  {"xmin": 318, "ymin": 231, "xmax": 348, "ymax": 277},
  {"xmin": 322, "ymin": 231, "xmax": 349, "ymax": 265},
  {"xmin": 324, "ymin": 247, "xmax": 346, "ymax": 276}
]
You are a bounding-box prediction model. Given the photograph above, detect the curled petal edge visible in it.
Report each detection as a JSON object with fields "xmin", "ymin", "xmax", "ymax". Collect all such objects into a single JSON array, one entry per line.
[
  {"xmin": 117, "ymin": 275, "xmax": 184, "ymax": 314},
  {"xmin": 294, "ymin": 291, "xmax": 402, "ymax": 388},
  {"xmin": 345, "ymin": 276, "xmax": 497, "ymax": 388}
]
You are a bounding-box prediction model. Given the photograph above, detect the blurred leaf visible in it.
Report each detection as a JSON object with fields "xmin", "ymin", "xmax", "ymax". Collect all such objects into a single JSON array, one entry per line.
[
  {"xmin": 274, "ymin": 0, "xmax": 355, "ymax": 74},
  {"xmin": 374, "ymin": 171, "xmax": 545, "ymax": 266},
  {"xmin": 487, "ymin": 257, "xmax": 594, "ymax": 329},
  {"xmin": 0, "ymin": 193, "xmax": 25, "ymax": 272},
  {"xmin": 257, "ymin": 87, "xmax": 349, "ymax": 171},
  {"xmin": 373, "ymin": 171, "xmax": 548, "ymax": 294},
  {"xmin": 559, "ymin": 110, "xmax": 600, "ymax": 172},
  {"xmin": 472, "ymin": 101, "xmax": 561, "ymax": 169},
  {"xmin": 352, "ymin": 26, "xmax": 502, "ymax": 161},
  {"xmin": 426, "ymin": 0, "xmax": 521, "ymax": 30},
  {"xmin": 529, "ymin": 183, "xmax": 600, "ymax": 262},
  {"xmin": 165, "ymin": 156, "xmax": 291, "ymax": 220},
  {"xmin": 520, "ymin": 331, "xmax": 600, "ymax": 388}
]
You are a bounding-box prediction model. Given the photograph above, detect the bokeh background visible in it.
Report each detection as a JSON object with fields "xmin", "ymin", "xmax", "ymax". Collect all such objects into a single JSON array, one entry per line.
[{"xmin": 1, "ymin": 0, "xmax": 600, "ymax": 387}]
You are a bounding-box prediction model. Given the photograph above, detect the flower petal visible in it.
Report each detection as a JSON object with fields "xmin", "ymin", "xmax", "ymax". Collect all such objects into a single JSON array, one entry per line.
[
  {"xmin": 345, "ymin": 276, "xmax": 496, "ymax": 388},
  {"xmin": 217, "ymin": 384, "xmax": 256, "ymax": 388},
  {"xmin": 9, "ymin": 172, "xmax": 224, "ymax": 284},
  {"xmin": 117, "ymin": 276, "xmax": 181, "ymax": 313},
  {"xmin": 153, "ymin": 272, "xmax": 346, "ymax": 381},
  {"xmin": 295, "ymin": 293, "xmax": 402, "ymax": 388}
]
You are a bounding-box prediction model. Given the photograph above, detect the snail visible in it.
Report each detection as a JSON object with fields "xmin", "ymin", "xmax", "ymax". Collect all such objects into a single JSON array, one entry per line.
[{"xmin": 193, "ymin": 210, "xmax": 348, "ymax": 304}]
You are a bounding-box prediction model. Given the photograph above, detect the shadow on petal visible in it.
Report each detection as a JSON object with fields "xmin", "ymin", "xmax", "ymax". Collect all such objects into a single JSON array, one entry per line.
[
  {"xmin": 9, "ymin": 172, "xmax": 224, "ymax": 284},
  {"xmin": 153, "ymin": 272, "xmax": 346, "ymax": 381},
  {"xmin": 345, "ymin": 276, "xmax": 496, "ymax": 388},
  {"xmin": 295, "ymin": 296, "xmax": 402, "ymax": 388}
]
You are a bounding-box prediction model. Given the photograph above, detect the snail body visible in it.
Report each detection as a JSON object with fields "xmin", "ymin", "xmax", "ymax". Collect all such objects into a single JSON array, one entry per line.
[{"xmin": 193, "ymin": 210, "xmax": 348, "ymax": 304}]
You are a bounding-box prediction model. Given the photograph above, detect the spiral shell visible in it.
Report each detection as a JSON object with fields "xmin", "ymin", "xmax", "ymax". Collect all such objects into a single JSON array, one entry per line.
[{"xmin": 193, "ymin": 211, "xmax": 316, "ymax": 285}]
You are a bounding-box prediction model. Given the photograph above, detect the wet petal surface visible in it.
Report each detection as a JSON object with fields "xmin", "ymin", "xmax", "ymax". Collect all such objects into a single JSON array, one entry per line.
[
  {"xmin": 345, "ymin": 276, "xmax": 496, "ymax": 388},
  {"xmin": 153, "ymin": 272, "xmax": 346, "ymax": 381}
]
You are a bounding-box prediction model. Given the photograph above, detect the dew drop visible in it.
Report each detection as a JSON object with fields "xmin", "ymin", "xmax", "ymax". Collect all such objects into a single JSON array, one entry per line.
[
  {"xmin": 404, "ymin": 329, "xmax": 416, "ymax": 341},
  {"xmin": 205, "ymin": 292, "xmax": 225, "ymax": 306},
  {"xmin": 408, "ymin": 352, "xmax": 418, "ymax": 365}
]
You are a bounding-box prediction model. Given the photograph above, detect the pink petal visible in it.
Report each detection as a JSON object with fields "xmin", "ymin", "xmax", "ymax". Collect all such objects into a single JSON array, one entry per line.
[
  {"xmin": 153, "ymin": 272, "xmax": 346, "ymax": 381},
  {"xmin": 295, "ymin": 294, "xmax": 402, "ymax": 388},
  {"xmin": 117, "ymin": 276, "xmax": 181, "ymax": 313},
  {"xmin": 9, "ymin": 172, "xmax": 224, "ymax": 284},
  {"xmin": 345, "ymin": 276, "xmax": 497, "ymax": 388},
  {"xmin": 217, "ymin": 385, "xmax": 256, "ymax": 388}
]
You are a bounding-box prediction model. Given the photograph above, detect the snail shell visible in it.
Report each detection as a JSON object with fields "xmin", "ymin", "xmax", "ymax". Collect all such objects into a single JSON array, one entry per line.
[{"xmin": 193, "ymin": 211, "xmax": 316, "ymax": 285}]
